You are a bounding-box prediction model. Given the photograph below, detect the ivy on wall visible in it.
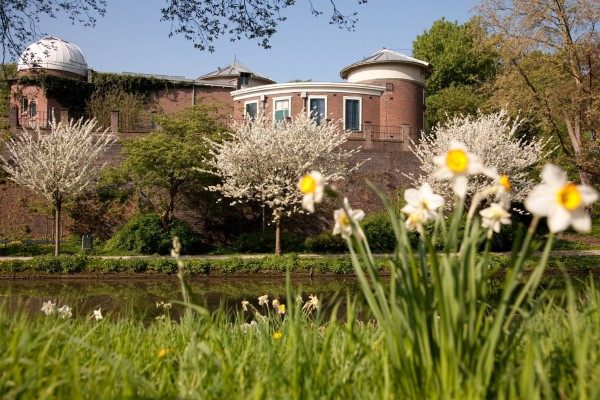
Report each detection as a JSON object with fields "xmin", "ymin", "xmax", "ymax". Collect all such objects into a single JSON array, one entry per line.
[{"xmin": 17, "ymin": 71, "xmax": 198, "ymax": 114}]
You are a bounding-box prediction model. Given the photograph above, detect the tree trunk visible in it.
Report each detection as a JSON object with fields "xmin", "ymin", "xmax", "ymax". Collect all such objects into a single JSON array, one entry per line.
[
  {"xmin": 54, "ymin": 202, "xmax": 61, "ymax": 257},
  {"xmin": 274, "ymin": 213, "xmax": 281, "ymax": 257}
]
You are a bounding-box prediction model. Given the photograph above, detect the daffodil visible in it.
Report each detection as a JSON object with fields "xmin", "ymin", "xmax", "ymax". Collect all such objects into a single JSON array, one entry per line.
[
  {"xmin": 298, "ymin": 171, "xmax": 325, "ymax": 213},
  {"xmin": 92, "ymin": 308, "xmax": 103, "ymax": 321},
  {"xmin": 158, "ymin": 348, "xmax": 172, "ymax": 358},
  {"xmin": 258, "ymin": 295, "xmax": 269, "ymax": 306},
  {"xmin": 401, "ymin": 183, "xmax": 444, "ymax": 230},
  {"xmin": 273, "ymin": 331, "xmax": 283, "ymax": 340},
  {"xmin": 479, "ymin": 203, "xmax": 511, "ymax": 237},
  {"xmin": 58, "ymin": 305, "xmax": 72, "ymax": 319},
  {"xmin": 272, "ymin": 299, "xmax": 280, "ymax": 308},
  {"xmin": 524, "ymin": 164, "xmax": 598, "ymax": 233},
  {"xmin": 241, "ymin": 300, "xmax": 249, "ymax": 311},
  {"xmin": 277, "ymin": 304, "xmax": 286, "ymax": 315},
  {"xmin": 302, "ymin": 294, "xmax": 319, "ymax": 312},
  {"xmin": 41, "ymin": 301, "xmax": 56, "ymax": 316},
  {"xmin": 433, "ymin": 141, "xmax": 484, "ymax": 198},
  {"xmin": 333, "ymin": 198, "xmax": 365, "ymax": 239}
]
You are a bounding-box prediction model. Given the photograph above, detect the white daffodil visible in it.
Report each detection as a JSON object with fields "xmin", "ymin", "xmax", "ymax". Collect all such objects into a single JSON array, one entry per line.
[
  {"xmin": 298, "ymin": 171, "xmax": 325, "ymax": 213},
  {"xmin": 401, "ymin": 183, "xmax": 445, "ymax": 230},
  {"xmin": 41, "ymin": 301, "xmax": 56, "ymax": 316},
  {"xmin": 525, "ymin": 164, "xmax": 598, "ymax": 233},
  {"xmin": 302, "ymin": 294, "xmax": 319, "ymax": 312},
  {"xmin": 92, "ymin": 308, "xmax": 103, "ymax": 321},
  {"xmin": 480, "ymin": 203, "xmax": 512, "ymax": 237},
  {"xmin": 333, "ymin": 198, "xmax": 365, "ymax": 239},
  {"xmin": 241, "ymin": 300, "xmax": 249, "ymax": 311},
  {"xmin": 277, "ymin": 304, "xmax": 286, "ymax": 315},
  {"xmin": 58, "ymin": 305, "xmax": 72, "ymax": 319},
  {"xmin": 258, "ymin": 295, "xmax": 269, "ymax": 306},
  {"xmin": 433, "ymin": 141, "xmax": 484, "ymax": 198},
  {"xmin": 272, "ymin": 299, "xmax": 280, "ymax": 308}
]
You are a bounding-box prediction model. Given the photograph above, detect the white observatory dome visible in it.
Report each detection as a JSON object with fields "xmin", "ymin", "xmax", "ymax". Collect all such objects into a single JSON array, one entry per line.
[{"xmin": 17, "ymin": 36, "xmax": 88, "ymax": 77}]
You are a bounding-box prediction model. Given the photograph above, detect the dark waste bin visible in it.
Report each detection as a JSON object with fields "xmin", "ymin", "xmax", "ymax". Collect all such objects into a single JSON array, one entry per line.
[{"xmin": 82, "ymin": 235, "xmax": 93, "ymax": 251}]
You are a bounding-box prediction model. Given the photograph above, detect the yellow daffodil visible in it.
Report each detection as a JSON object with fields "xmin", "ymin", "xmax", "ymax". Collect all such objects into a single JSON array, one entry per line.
[
  {"xmin": 298, "ymin": 171, "xmax": 325, "ymax": 213},
  {"xmin": 433, "ymin": 141, "xmax": 484, "ymax": 198},
  {"xmin": 524, "ymin": 164, "xmax": 598, "ymax": 233},
  {"xmin": 273, "ymin": 331, "xmax": 283, "ymax": 340},
  {"xmin": 278, "ymin": 304, "xmax": 286, "ymax": 315},
  {"xmin": 158, "ymin": 348, "xmax": 172, "ymax": 358}
]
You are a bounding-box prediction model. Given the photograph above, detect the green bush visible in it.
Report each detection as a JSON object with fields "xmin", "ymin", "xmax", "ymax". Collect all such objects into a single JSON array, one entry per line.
[
  {"xmin": 129, "ymin": 259, "xmax": 149, "ymax": 273},
  {"xmin": 101, "ymin": 258, "xmax": 125, "ymax": 273},
  {"xmin": 361, "ymin": 212, "xmax": 396, "ymax": 253},
  {"xmin": 58, "ymin": 254, "xmax": 88, "ymax": 273},
  {"xmin": 304, "ymin": 232, "xmax": 346, "ymax": 254},
  {"xmin": 150, "ymin": 258, "xmax": 177, "ymax": 274},
  {"xmin": 33, "ymin": 256, "xmax": 62, "ymax": 273},
  {"xmin": 108, "ymin": 213, "xmax": 199, "ymax": 255},
  {"xmin": 234, "ymin": 230, "xmax": 305, "ymax": 253},
  {"xmin": 183, "ymin": 259, "xmax": 210, "ymax": 275}
]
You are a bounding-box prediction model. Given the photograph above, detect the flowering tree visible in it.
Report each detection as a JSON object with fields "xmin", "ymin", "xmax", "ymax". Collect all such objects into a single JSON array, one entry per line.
[
  {"xmin": 1, "ymin": 117, "xmax": 115, "ymax": 255},
  {"xmin": 408, "ymin": 110, "xmax": 552, "ymax": 205},
  {"xmin": 206, "ymin": 112, "xmax": 360, "ymax": 256}
]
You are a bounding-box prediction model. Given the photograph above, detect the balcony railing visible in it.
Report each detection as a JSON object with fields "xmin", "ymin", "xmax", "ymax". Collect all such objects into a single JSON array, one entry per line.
[{"xmin": 17, "ymin": 111, "xmax": 50, "ymax": 129}]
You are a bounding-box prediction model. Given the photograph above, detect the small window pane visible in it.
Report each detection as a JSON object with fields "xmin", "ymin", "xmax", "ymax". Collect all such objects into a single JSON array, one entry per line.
[{"xmin": 345, "ymin": 99, "xmax": 360, "ymax": 131}]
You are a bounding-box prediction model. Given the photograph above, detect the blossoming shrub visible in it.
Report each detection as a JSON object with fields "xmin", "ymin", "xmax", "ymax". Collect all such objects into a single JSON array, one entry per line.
[{"xmin": 409, "ymin": 110, "xmax": 553, "ymax": 205}]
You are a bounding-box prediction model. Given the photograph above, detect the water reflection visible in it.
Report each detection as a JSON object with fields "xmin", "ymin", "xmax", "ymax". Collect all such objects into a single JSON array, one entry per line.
[{"xmin": 0, "ymin": 275, "xmax": 371, "ymax": 321}]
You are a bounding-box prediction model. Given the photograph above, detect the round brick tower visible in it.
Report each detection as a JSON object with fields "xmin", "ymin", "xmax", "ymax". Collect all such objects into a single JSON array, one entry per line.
[{"xmin": 339, "ymin": 48, "xmax": 431, "ymax": 142}]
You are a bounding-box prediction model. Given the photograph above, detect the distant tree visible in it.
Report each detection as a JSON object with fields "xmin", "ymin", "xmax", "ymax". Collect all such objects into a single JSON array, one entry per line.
[
  {"xmin": 86, "ymin": 86, "xmax": 146, "ymax": 129},
  {"xmin": 1, "ymin": 1, "xmax": 366, "ymax": 62},
  {"xmin": 409, "ymin": 110, "xmax": 552, "ymax": 205},
  {"xmin": 206, "ymin": 113, "xmax": 361, "ymax": 256},
  {"xmin": 113, "ymin": 104, "xmax": 228, "ymax": 230},
  {"xmin": 412, "ymin": 18, "xmax": 498, "ymax": 128},
  {"xmin": 477, "ymin": 0, "xmax": 600, "ymax": 186},
  {"xmin": 1, "ymin": 117, "xmax": 114, "ymax": 255}
]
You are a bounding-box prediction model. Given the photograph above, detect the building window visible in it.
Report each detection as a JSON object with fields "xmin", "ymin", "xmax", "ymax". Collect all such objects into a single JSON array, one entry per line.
[
  {"xmin": 239, "ymin": 72, "xmax": 251, "ymax": 86},
  {"xmin": 273, "ymin": 97, "xmax": 291, "ymax": 122},
  {"xmin": 308, "ymin": 97, "xmax": 326, "ymax": 125},
  {"xmin": 245, "ymin": 101, "xmax": 258, "ymax": 119},
  {"xmin": 21, "ymin": 97, "xmax": 28, "ymax": 113},
  {"xmin": 344, "ymin": 97, "xmax": 361, "ymax": 131},
  {"xmin": 29, "ymin": 101, "xmax": 37, "ymax": 118}
]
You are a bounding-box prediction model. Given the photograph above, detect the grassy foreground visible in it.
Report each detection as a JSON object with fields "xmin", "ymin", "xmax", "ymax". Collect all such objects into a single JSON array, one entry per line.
[{"xmin": 1, "ymin": 277, "xmax": 600, "ymax": 399}]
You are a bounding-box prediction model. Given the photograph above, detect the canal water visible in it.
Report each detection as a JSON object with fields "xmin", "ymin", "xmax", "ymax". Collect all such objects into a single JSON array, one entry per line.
[{"xmin": 0, "ymin": 274, "xmax": 369, "ymax": 321}]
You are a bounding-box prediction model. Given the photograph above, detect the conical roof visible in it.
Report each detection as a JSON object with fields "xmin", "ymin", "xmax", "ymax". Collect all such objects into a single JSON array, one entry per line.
[
  {"xmin": 199, "ymin": 61, "xmax": 275, "ymax": 83},
  {"xmin": 340, "ymin": 48, "xmax": 430, "ymax": 79}
]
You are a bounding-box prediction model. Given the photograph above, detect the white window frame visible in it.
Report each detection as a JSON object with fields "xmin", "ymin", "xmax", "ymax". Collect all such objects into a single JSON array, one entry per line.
[
  {"xmin": 343, "ymin": 96, "xmax": 362, "ymax": 131},
  {"xmin": 244, "ymin": 100, "xmax": 259, "ymax": 119},
  {"xmin": 307, "ymin": 96, "xmax": 327, "ymax": 121},
  {"xmin": 272, "ymin": 96, "xmax": 292, "ymax": 122}
]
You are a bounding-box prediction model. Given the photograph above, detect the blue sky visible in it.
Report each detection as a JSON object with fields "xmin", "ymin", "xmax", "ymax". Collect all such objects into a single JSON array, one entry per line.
[{"xmin": 35, "ymin": 1, "xmax": 478, "ymax": 83}]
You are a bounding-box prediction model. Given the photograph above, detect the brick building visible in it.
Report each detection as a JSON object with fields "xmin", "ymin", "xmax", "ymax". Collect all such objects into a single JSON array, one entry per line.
[{"xmin": 4, "ymin": 36, "xmax": 431, "ymax": 239}]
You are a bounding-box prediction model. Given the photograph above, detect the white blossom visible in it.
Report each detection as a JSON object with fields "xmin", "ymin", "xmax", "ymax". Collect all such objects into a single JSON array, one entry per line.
[
  {"xmin": 408, "ymin": 110, "xmax": 552, "ymax": 205},
  {"xmin": 41, "ymin": 301, "xmax": 56, "ymax": 315},
  {"xmin": 480, "ymin": 203, "xmax": 512, "ymax": 236},
  {"xmin": 57, "ymin": 305, "xmax": 72, "ymax": 319},
  {"xmin": 401, "ymin": 183, "xmax": 445, "ymax": 231},
  {"xmin": 0, "ymin": 116, "xmax": 115, "ymax": 255},
  {"xmin": 205, "ymin": 113, "xmax": 362, "ymax": 253},
  {"xmin": 298, "ymin": 170, "xmax": 325, "ymax": 213}
]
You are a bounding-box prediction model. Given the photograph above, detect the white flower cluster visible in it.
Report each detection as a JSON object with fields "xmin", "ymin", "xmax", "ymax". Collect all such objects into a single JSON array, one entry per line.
[
  {"xmin": 40, "ymin": 301, "xmax": 105, "ymax": 321},
  {"xmin": 409, "ymin": 110, "xmax": 553, "ymax": 205},
  {"xmin": 206, "ymin": 112, "xmax": 361, "ymax": 222}
]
